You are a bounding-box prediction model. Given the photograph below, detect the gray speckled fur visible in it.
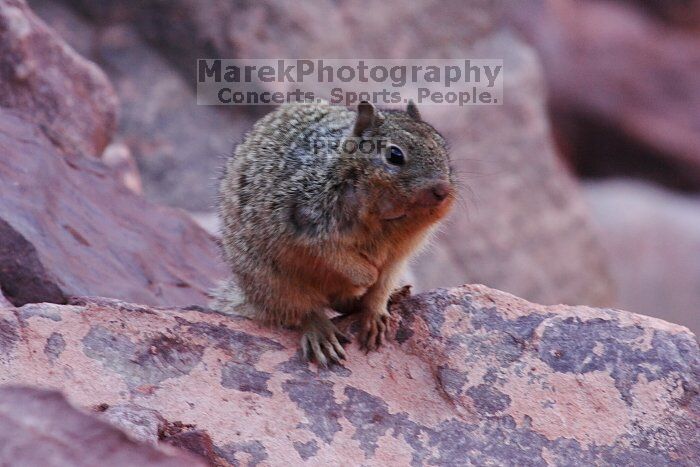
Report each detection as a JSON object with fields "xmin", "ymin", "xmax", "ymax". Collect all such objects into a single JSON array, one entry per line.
[{"xmin": 214, "ymin": 100, "xmax": 454, "ymax": 360}]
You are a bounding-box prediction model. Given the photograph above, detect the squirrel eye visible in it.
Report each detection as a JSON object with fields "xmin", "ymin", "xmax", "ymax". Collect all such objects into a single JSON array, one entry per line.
[{"xmin": 386, "ymin": 146, "xmax": 405, "ymax": 165}]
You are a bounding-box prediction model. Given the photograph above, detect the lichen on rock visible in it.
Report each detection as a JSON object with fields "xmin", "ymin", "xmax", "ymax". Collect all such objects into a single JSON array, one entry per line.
[{"xmin": 0, "ymin": 285, "xmax": 696, "ymax": 465}]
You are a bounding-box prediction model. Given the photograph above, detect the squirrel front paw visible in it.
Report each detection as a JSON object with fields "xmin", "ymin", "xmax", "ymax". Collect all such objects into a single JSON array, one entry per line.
[
  {"xmin": 358, "ymin": 308, "xmax": 391, "ymax": 352},
  {"xmin": 300, "ymin": 311, "xmax": 351, "ymax": 367}
]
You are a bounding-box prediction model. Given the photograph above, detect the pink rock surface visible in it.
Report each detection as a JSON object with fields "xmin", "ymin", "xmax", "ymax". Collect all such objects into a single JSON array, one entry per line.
[
  {"xmin": 1, "ymin": 285, "xmax": 696, "ymax": 465},
  {"xmin": 0, "ymin": 1, "xmax": 226, "ymax": 308},
  {"xmin": 0, "ymin": 0, "xmax": 117, "ymax": 157},
  {"xmin": 0, "ymin": 386, "xmax": 203, "ymax": 466},
  {"xmin": 0, "ymin": 108, "xmax": 226, "ymax": 307}
]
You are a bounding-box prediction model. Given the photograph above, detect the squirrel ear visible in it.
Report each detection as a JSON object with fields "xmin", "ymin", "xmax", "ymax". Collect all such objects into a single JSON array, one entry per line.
[
  {"xmin": 406, "ymin": 100, "xmax": 421, "ymax": 121},
  {"xmin": 353, "ymin": 101, "xmax": 376, "ymax": 137}
]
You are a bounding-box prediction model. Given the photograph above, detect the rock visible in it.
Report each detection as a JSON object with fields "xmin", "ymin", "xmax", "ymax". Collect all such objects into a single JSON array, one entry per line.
[
  {"xmin": 0, "ymin": 386, "xmax": 204, "ymax": 466},
  {"xmin": 584, "ymin": 180, "xmax": 700, "ymax": 336},
  {"xmin": 509, "ymin": 0, "xmax": 700, "ymax": 191},
  {"xmin": 612, "ymin": 0, "xmax": 700, "ymax": 27},
  {"xmin": 0, "ymin": 0, "xmax": 117, "ymax": 157},
  {"xmin": 189, "ymin": 211, "xmax": 219, "ymax": 236},
  {"xmin": 62, "ymin": 0, "xmax": 506, "ymax": 74},
  {"xmin": 101, "ymin": 142, "xmax": 143, "ymax": 195},
  {"xmin": 97, "ymin": 403, "xmax": 223, "ymax": 464},
  {"xmin": 100, "ymin": 403, "xmax": 166, "ymax": 445},
  {"xmin": 29, "ymin": 0, "xmax": 255, "ymax": 211},
  {"xmin": 160, "ymin": 424, "xmax": 223, "ymax": 466},
  {"xmin": 412, "ymin": 31, "xmax": 612, "ymax": 306},
  {"xmin": 25, "ymin": 0, "xmax": 95, "ymax": 57},
  {"xmin": 98, "ymin": 402, "xmax": 225, "ymax": 464},
  {"xmin": 1, "ymin": 286, "xmax": 697, "ymax": 465},
  {"xmin": 94, "ymin": 23, "xmax": 252, "ymax": 211},
  {"xmin": 0, "ymin": 108, "xmax": 226, "ymax": 307}
]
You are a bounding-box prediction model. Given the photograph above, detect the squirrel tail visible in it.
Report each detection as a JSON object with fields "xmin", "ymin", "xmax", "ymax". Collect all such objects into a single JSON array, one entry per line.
[{"xmin": 209, "ymin": 278, "xmax": 256, "ymax": 318}]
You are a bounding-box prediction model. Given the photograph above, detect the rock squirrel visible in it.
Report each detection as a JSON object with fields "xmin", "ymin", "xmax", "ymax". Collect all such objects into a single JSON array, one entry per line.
[{"xmin": 214, "ymin": 100, "xmax": 455, "ymax": 366}]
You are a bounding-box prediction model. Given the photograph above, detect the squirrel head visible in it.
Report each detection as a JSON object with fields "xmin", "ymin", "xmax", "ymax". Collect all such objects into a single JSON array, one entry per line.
[{"xmin": 341, "ymin": 101, "xmax": 455, "ymax": 229}]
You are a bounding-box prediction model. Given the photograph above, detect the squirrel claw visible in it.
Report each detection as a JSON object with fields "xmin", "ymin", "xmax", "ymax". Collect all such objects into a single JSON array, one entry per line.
[
  {"xmin": 359, "ymin": 310, "xmax": 390, "ymax": 353},
  {"xmin": 302, "ymin": 333, "xmax": 328, "ymax": 368},
  {"xmin": 300, "ymin": 316, "xmax": 349, "ymax": 367}
]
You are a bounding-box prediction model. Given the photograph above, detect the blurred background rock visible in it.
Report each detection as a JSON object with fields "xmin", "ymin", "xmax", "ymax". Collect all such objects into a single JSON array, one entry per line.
[{"xmin": 24, "ymin": 0, "xmax": 700, "ymax": 334}]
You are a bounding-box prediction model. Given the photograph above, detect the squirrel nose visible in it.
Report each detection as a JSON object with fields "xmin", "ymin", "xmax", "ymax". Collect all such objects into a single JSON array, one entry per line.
[{"xmin": 417, "ymin": 181, "xmax": 452, "ymax": 207}]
